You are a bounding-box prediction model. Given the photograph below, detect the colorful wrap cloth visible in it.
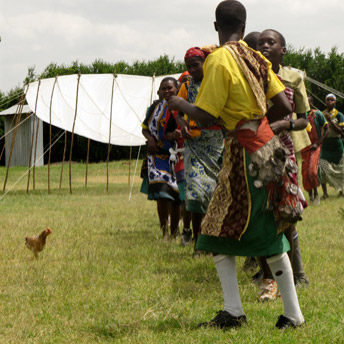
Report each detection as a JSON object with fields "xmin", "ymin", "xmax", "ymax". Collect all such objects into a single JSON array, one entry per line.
[{"xmin": 141, "ymin": 100, "xmax": 180, "ymax": 203}]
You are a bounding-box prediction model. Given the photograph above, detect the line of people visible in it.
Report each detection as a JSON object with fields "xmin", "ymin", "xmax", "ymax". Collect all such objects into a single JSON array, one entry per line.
[{"xmin": 140, "ymin": 0, "xmax": 343, "ymax": 331}]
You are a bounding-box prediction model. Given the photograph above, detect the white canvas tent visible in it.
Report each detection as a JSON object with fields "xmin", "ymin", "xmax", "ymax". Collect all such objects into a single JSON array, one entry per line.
[{"xmin": 25, "ymin": 73, "xmax": 181, "ymax": 147}]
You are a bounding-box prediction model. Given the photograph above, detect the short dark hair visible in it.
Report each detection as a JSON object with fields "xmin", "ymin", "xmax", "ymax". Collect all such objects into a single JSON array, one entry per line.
[
  {"xmin": 160, "ymin": 77, "xmax": 178, "ymax": 88},
  {"xmin": 215, "ymin": 0, "xmax": 246, "ymax": 31},
  {"xmin": 262, "ymin": 29, "xmax": 286, "ymax": 48},
  {"xmin": 243, "ymin": 31, "xmax": 260, "ymax": 49}
]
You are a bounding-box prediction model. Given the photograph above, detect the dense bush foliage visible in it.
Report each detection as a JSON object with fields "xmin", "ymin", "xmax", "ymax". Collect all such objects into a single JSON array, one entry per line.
[{"xmin": 0, "ymin": 48, "xmax": 343, "ymax": 164}]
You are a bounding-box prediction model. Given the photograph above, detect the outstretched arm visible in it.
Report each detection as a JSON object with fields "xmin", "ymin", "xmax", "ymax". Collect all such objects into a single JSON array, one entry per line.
[{"xmin": 168, "ymin": 96, "xmax": 215, "ymax": 127}]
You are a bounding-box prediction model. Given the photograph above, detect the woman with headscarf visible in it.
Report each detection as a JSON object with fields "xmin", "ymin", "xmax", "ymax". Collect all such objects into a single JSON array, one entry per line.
[
  {"xmin": 176, "ymin": 46, "xmax": 224, "ymax": 250},
  {"xmin": 319, "ymin": 93, "xmax": 344, "ymax": 198},
  {"xmin": 141, "ymin": 77, "xmax": 181, "ymax": 241}
]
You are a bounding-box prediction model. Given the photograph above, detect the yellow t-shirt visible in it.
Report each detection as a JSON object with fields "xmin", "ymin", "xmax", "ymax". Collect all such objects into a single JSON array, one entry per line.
[
  {"xmin": 277, "ymin": 66, "xmax": 310, "ymax": 114},
  {"xmin": 195, "ymin": 41, "xmax": 285, "ymax": 131}
]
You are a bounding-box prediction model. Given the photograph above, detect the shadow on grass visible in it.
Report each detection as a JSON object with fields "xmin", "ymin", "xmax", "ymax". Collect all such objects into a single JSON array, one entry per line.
[{"xmin": 90, "ymin": 317, "xmax": 195, "ymax": 340}]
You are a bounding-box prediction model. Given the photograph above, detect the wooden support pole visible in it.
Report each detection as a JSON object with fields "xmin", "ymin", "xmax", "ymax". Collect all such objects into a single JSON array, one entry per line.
[
  {"xmin": 69, "ymin": 73, "xmax": 81, "ymax": 194},
  {"xmin": 59, "ymin": 131, "xmax": 67, "ymax": 189},
  {"xmin": 27, "ymin": 80, "xmax": 41, "ymax": 193},
  {"xmin": 32, "ymin": 113, "xmax": 40, "ymax": 190},
  {"xmin": 85, "ymin": 138, "xmax": 90, "ymax": 187},
  {"xmin": 48, "ymin": 76, "xmax": 58, "ymax": 194},
  {"xmin": 106, "ymin": 73, "xmax": 116, "ymax": 192},
  {"xmin": 128, "ymin": 146, "xmax": 132, "ymax": 185}
]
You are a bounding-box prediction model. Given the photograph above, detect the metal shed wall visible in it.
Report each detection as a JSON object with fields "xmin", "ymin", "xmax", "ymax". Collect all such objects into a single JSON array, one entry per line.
[{"xmin": 4, "ymin": 114, "xmax": 44, "ymax": 167}]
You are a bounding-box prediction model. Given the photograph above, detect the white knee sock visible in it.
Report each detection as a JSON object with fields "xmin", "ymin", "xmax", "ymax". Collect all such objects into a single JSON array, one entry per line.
[
  {"xmin": 267, "ymin": 252, "xmax": 304, "ymax": 325},
  {"xmin": 213, "ymin": 254, "xmax": 244, "ymax": 317}
]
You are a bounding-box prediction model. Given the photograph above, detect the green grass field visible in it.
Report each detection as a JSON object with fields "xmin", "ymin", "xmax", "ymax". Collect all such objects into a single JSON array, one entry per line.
[{"xmin": 0, "ymin": 161, "xmax": 343, "ymax": 343}]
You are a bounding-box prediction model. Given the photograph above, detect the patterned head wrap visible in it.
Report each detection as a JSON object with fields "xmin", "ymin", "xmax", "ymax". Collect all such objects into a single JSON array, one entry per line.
[
  {"xmin": 184, "ymin": 47, "xmax": 205, "ymax": 61},
  {"xmin": 326, "ymin": 93, "xmax": 336, "ymax": 100}
]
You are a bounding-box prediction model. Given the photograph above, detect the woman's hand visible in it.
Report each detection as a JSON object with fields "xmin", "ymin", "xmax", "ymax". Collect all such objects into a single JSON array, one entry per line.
[
  {"xmin": 147, "ymin": 136, "xmax": 157, "ymax": 155},
  {"xmin": 181, "ymin": 126, "xmax": 193, "ymax": 139},
  {"xmin": 169, "ymin": 129, "xmax": 182, "ymax": 141}
]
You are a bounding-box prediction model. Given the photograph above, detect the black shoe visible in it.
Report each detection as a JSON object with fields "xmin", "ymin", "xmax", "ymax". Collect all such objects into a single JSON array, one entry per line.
[
  {"xmin": 242, "ymin": 256, "xmax": 258, "ymax": 272},
  {"xmin": 180, "ymin": 228, "xmax": 192, "ymax": 246},
  {"xmin": 275, "ymin": 315, "xmax": 304, "ymax": 329},
  {"xmin": 294, "ymin": 275, "xmax": 310, "ymax": 287},
  {"xmin": 251, "ymin": 270, "xmax": 263, "ymax": 284},
  {"xmin": 198, "ymin": 310, "xmax": 247, "ymax": 329}
]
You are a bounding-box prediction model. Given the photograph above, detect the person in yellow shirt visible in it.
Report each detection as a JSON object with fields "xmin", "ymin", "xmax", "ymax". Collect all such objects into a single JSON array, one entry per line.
[{"xmin": 168, "ymin": 0, "xmax": 304, "ymax": 330}]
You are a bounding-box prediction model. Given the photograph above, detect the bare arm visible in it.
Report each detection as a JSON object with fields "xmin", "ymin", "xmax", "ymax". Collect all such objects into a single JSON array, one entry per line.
[
  {"xmin": 269, "ymin": 112, "xmax": 308, "ymax": 135},
  {"xmin": 324, "ymin": 112, "xmax": 343, "ymax": 135},
  {"xmin": 266, "ymin": 91, "xmax": 292, "ymax": 123},
  {"xmin": 168, "ymin": 96, "xmax": 215, "ymax": 127}
]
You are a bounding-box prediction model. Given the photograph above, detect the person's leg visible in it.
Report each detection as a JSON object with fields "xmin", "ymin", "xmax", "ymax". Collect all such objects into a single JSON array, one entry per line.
[
  {"xmin": 192, "ymin": 212, "xmax": 203, "ymax": 243},
  {"xmin": 292, "ymin": 234, "xmax": 309, "ymax": 286},
  {"xmin": 183, "ymin": 205, "xmax": 192, "ymax": 230},
  {"xmin": 170, "ymin": 202, "xmax": 181, "ymax": 238},
  {"xmin": 308, "ymin": 189, "xmax": 313, "ymax": 202},
  {"xmin": 199, "ymin": 254, "xmax": 246, "ymax": 329},
  {"xmin": 157, "ymin": 199, "xmax": 170, "ymax": 241},
  {"xmin": 313, "ymin": 187, "xmax": 320, "ymax": 205},
  {"xmin": 214, "ymin": 255, "xmax": 244, "ymax": 316},
  {"xmin": 180, "ymin": 205, "xmax": 193, "ymax": 246},
  {"xmin": 257, "ymin": 256, "xmax": 277, "ymax": 302},
  {"xmin": 284, "ymin": 225, "xmax": 295, "ymax": 261},
  {"xmin": 267, "ymin": 253, "xmax": 304, "ymax": 328},
  {"xmin": 321, "ymin": 182, "xmax": 329, "ymax": 199}
]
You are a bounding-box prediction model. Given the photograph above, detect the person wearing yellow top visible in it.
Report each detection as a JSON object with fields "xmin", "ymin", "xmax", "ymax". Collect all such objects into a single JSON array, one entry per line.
[{"xmin": 168, "ymin": 0, "xmax": 304, "ymax": 331}]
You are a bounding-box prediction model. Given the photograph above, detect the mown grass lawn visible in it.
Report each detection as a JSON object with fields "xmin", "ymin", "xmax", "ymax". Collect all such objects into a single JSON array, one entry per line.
[{"xmin": 0, "ymin": 160, "xmax": 343, "ymax": 343}]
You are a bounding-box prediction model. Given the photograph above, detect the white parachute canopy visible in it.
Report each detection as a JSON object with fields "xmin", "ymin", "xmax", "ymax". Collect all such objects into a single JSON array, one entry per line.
[{"xmin": 25, "ymin": 73, "xmax": 181, "ymax": 146}]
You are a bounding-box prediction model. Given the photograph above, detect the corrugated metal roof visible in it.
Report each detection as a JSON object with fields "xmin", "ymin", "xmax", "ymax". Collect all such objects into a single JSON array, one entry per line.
[{"xmin": 0, "ymin": 104, "xmax": 33, "ymax": 116}]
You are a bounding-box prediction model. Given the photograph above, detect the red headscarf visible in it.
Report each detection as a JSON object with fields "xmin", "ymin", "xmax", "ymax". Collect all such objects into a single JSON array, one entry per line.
[{"xmin": 184, "ymin": 47, "xmax": 205, "ymax": 61}]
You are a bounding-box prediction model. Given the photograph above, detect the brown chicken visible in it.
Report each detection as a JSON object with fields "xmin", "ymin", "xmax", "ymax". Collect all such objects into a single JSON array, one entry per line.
[{"xmin": 25, "ymin": 228, "xmax": 52, "ymax": 259}]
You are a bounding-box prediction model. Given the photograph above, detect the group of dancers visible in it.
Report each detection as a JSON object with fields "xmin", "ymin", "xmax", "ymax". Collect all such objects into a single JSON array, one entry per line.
[{"xmin": 140, "ymin": 0, "xmax": 343, "ymax": 330}]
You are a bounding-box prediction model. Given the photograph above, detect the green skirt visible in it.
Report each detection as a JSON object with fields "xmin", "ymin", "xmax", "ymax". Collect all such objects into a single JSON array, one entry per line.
[{"xmin": 195, "ymin": 152, "xmax": 290, "ymax": 257}]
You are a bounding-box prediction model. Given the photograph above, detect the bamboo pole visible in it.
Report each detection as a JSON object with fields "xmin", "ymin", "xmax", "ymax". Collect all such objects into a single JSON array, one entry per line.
[
  {"xmin": 106, "ymin": 73, "xmax": 116, "ymax": 192},
  {"xmin": 69, "ymin": 73, "xmax": 81, "ymax": 194},
  {"xmin": 150, "ymin": 73, "xmax": 156, "ymax": 104},
  {"xmin": 59, "ymin": 131, "xmax": 67, "ymax": 189},
  {"xmin": 85, "ymin": 138, "xmax": 90, "ymax": 187},
  {"xmin": 48, "ymin": 76, "xmax": 58, "ymax": 194},
  {"xmin": 27, "ymin": 80, "xmax": 41, "ymax": 193},
  {"xmin": 128, "ymin": 146, "xmax": 132, "ymax": 185},
  {"xmin": 3, "ymin": 89, "xmax": 27, "ymax": 192},
  {"xmin": 32, "ymin": 112, "xmax": 40, "ymax": 190},
  {"xmin": 27, "ymin": 115, "xmax": 36, "ymax": 193}
]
